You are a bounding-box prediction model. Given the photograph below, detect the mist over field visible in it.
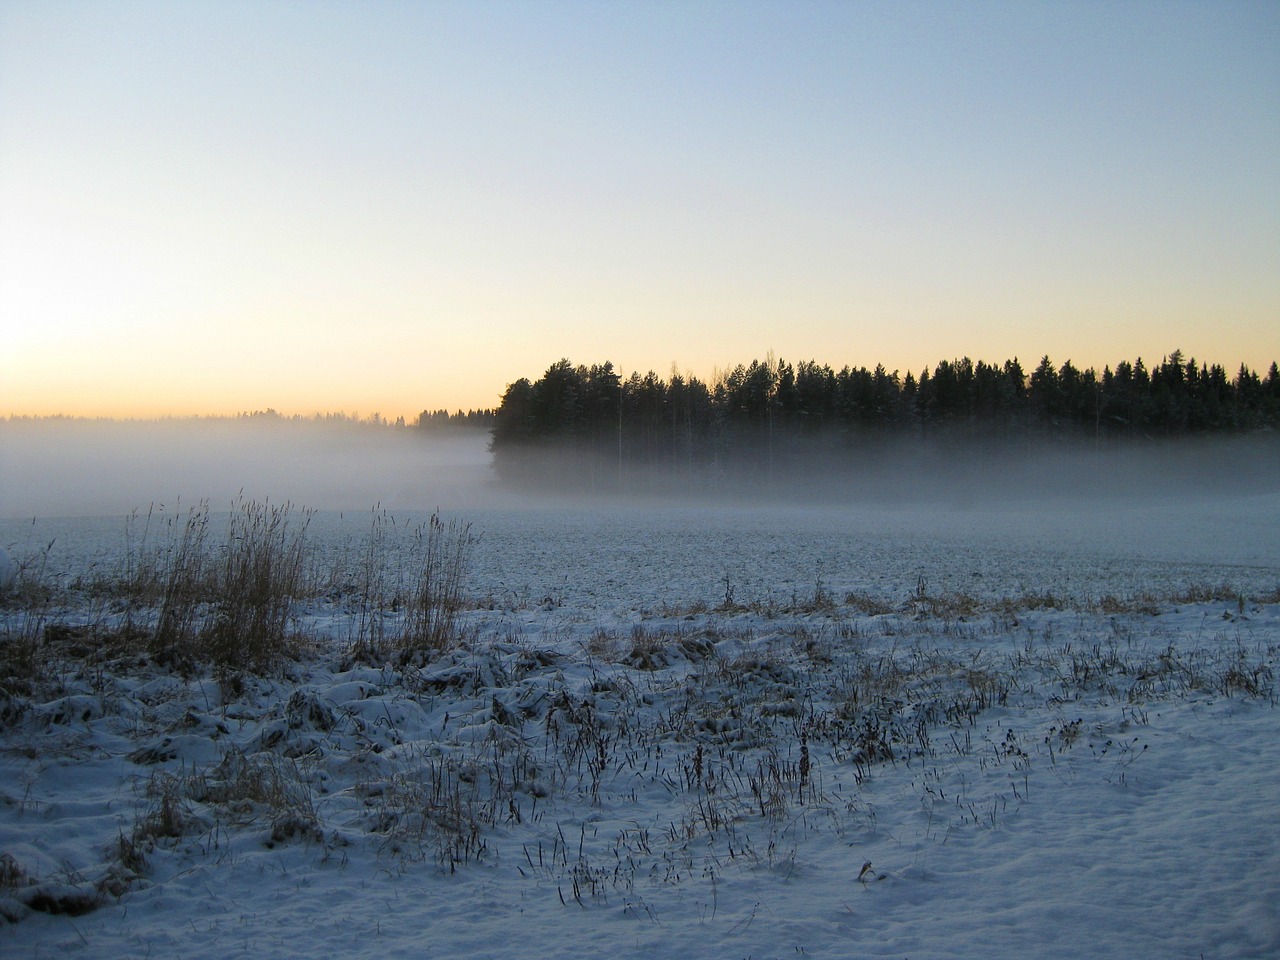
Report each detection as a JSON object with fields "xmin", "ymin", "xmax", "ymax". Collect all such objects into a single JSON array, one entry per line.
[
  {"xmin": 0, "ymin": 419, "xmax": 497, "ymax": 519},
  {"xmin": 503, "ymin": 430, "xmax": 1280, "ymax": 506},
  {"xmin": 2, "ymin": 416, "xmax": 1277, "ymax": 522}
]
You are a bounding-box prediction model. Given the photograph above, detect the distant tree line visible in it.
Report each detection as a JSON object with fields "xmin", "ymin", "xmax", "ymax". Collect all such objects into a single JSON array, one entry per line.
[
  {"xmin": 489, "ymin": 352, "xmax": 1280, "ymax": 492},
  {"xmin": 3, "ymin": 409, "xmax": 497, "ymax": 431},
  {"xmin": 414, "ymin": 408, "xmax": 497, "ymax": 431},
  {"xmin": 3, "ymin": 410, "xmax": 414, "ymax": 427}
]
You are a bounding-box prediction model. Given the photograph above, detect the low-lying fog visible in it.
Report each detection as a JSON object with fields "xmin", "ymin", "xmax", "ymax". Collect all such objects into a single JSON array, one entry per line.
[
  {"xmin": 0, "ymin": 419, "xmax": 497, "ymax": 519},
  {"xmin": 2, "ymin": 418, "xmax": 1277, "ymax": 592},
  {"xmin": 4, "ymin": 418, "xmax": 1277, "ymax": 516}
]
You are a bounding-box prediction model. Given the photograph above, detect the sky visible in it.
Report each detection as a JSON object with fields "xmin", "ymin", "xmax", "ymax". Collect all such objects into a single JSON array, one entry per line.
[{"xmin": 1, "ymin": 1, "xmax": 1277, "ymax": 420}]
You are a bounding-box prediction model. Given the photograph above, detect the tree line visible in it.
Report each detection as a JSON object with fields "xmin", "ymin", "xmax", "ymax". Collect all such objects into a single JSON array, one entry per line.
[
  {"xmin": 488, "ymin": 352, "xmax": 1280, "ymax": 491},
  {"xmin": 414, "ymin": 408, "xmax": 497, "ymax": 431},
  {"xmin": 5, "ymin": 409, "xmax": 500, "ymax": 431}
]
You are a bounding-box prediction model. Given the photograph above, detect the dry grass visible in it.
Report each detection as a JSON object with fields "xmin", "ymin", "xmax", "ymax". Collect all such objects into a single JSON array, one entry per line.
[
  {"xmin": 4, "ymin": 501, "xmax": 480, "ymax": 678},
  {"xmin": 204, "ymin": 501, "xmax": 312, "ymax": 673},
  {"xmin": 395, "ymin": 514, "xmax": 475, "ymax": 664}
]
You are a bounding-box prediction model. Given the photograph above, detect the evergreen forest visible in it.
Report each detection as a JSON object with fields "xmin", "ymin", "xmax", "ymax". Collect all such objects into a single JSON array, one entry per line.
[{"xmin": 489, "ymin": 352, "xmax": 1280, "ymax": 494}]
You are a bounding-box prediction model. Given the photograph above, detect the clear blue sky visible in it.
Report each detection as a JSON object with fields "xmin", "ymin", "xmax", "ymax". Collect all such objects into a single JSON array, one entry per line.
[{"xmin": 2, "ymin": 1, "xmax": 1276, "ymax": 417}]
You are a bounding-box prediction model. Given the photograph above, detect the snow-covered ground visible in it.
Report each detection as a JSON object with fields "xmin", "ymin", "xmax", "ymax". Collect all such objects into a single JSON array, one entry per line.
[{"xmin": 2, "ymin": 491, "xmax": 1278, "ymax": 959}]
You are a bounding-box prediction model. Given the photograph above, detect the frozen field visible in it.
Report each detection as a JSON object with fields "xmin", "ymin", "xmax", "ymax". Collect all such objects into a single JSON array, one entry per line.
[
  {"xmin": 6, "ymin": 489, "xmax": 1280, "ymax": 615},
  {"xmin": 2, "ymin": 481, "xmax": 1279, "ymax": 959}
]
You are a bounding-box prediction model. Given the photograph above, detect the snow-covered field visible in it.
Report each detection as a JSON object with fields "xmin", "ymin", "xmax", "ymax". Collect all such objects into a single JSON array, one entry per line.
[{"xmin": 2, "ymin": 489, "xmax": 1279, "ymax": 959}]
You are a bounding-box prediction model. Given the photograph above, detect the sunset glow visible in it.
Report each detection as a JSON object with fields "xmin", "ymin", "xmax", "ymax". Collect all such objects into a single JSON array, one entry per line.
[{"xmin": 2, "ymin": 2, "xmax": 1277, "ymax": 419}]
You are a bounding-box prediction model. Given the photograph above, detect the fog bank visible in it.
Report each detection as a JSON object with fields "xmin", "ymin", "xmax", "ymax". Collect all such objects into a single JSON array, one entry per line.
[
  {"xmin": 491, "ymin": 431, "xmax": 1280, "ymax": 508},
  {"xmin": 3, "ymin": 418, "xmax": 1277, "ymax": 521},
  {"xmin": 0, "ymin": 420, "xmax": 498, "ymax": 519}
]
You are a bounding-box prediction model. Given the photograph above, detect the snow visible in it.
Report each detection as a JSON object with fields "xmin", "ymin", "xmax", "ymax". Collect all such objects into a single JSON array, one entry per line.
[{"xmin": 2, "ymin": 496, "xmax": 1278, "ymax": 959}]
